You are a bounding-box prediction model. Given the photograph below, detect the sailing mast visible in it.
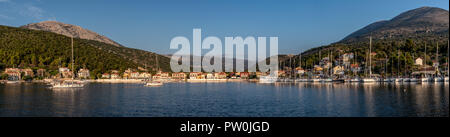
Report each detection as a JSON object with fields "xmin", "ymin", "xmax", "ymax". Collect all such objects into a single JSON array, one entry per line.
[
  {"xmin": 299, "ymin": 51, "xmax": 302, "ymax": 79},
  {"xmin": 436, "ymin": 42, "xmax": 439, "ymax": 76},
  {"xmin": 369, "ymin": 36, "xmax": 372, "ymax": 78},
  {"xmin": 71, "ymin": 37, "xmax": 74, "ymax": 83},
  {"xmin": 330, "ymin": 50, "xmax": 333, "ymax": 78},
  {"xmin": 425, "ymin": 43, "xmax": 427, "ymax": 78}
]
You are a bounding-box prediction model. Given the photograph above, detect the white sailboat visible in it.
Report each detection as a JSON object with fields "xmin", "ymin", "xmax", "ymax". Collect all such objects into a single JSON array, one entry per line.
[
  {"xmin": 433, "ymin": 42, "xmax": 444, "ymax": 83},
  {"xmin": 362, "ymin": 36, "xmax": 377, "ymax": 83},
  {"xmin": 146, "ymin": 54, "xmax": 164, "ymax": 87},
  {"xmin": 51, "ymin": 37, "xmax": 86, "ymax": 88}
]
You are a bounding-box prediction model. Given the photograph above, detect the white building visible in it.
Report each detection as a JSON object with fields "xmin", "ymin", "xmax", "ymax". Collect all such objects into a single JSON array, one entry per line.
[{"xmin": 415, "ymin": 58, "xmax": 423, "ymax": 66}]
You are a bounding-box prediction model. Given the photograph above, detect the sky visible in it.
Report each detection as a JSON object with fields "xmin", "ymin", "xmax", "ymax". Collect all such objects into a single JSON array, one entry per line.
[{"xmin": 1, "ymin": 0, "xmax": 449, "ymax": 55}]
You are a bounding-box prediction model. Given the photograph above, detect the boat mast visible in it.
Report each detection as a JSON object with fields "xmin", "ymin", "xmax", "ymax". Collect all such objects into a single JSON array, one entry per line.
[
  {"xmin": 436, "ymin": 42, "xmax": 439, "ymax": 76},
  {"xmin": 425, "ymin": 42, "xmax": 427, "ymax": 78},
  {"xmin": 330, "ymin": 50, "xmax": 333, "ymax": 78},
  {"xmin": 71, "ymin": 37, "xmax": 74, "ymax": 82},
  {"xmin": 299, "ymin": 51, "xmax": 302, "ymax": 79},
  {"xmin": 369, "ymin": 36, "xmax": 372, "ymax": 78}
]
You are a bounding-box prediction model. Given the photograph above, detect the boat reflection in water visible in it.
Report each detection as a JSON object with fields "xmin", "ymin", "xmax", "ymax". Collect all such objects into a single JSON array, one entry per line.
[{"xmin": 0, "ymin": 82, "xmax": 448, "ymax": 117}]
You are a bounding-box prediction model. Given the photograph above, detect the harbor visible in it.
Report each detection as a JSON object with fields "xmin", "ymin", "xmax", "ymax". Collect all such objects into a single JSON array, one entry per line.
[{"xmin": 0, "ymin": 82, "xmax": 447, "ymax": 117}]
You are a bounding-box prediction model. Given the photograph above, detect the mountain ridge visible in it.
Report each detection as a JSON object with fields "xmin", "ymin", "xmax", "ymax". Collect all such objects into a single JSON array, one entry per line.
[
  {"xmin": 21, "ymin": 21, "xmax": 123, "ymax": 47},
  {"xmin": 340, "ymin": 6, "xmax": 449, "ymax": 43}
]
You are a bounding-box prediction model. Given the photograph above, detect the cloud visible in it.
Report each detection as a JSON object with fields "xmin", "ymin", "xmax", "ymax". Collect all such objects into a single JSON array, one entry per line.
[
  {"xmin": 0, "ymin": 14, "xmax": 13, "ymax": 20},
  {"xmin": 20, "ymin": 4, "xmax": 45, "ymax": 20}
]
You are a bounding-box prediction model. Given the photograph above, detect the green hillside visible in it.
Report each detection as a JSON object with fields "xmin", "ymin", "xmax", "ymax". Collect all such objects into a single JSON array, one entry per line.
[{"xmin": 0, "ymin": 25, "xmax": 170, "ymax": 79}]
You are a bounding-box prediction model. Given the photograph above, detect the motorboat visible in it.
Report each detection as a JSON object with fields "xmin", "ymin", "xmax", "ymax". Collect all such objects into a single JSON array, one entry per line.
[
  {"xmin": 362, "ymin": 78, "xmax": 376, "ymax": 83},
  {"xmin": 51, "ymin": 80, "xmax": 85, "ymax": 88},
  {"xmin": 350, "ymin": 78, "xmax": 361, "ymax": 82},
  {"xmin": 259, "ymin": 76, "xmax": 278, "ymax": 83},
  {"xmin": 145, "ymin": 81, "xmax": 164, "ymax": 86}
]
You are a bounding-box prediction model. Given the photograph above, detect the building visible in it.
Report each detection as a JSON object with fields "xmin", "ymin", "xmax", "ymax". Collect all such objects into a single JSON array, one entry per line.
[
  {"xmin": 351, "ymin": 64, "xmax": 362, "ymax": 72},
  {"xmin": 314, "ymin": 65, "xmax": 323, "ymax": 72},
  {"xmin": 160, "ymin": 72, "xmax": 170, "ymax": 79},
  {"xmin": 189, "ymin": 72, "xmax": 204, "ymax": 79},
  {"xmin": 102, "ymin": 73, "xmax": 111, "ymax": 79},
  {"xmin": 152, "ymin": 74, "xmax": 161, "ymax": 80},
  {"xmin": 215, "ymin": 72, "xmax": 227, "ymax": 79},
  {"xmin": 78, "ymin": 69, "xmax": 90, "ymax": 79},
  {"xmin": 139, "ymin": 72, "xmax": 152, "ymax": 79},
  {"xmin": 296, "ymin": 67, "xmax": 305, "ymax": 75},
  {"xmin": 130, "ymin": 72, "xmax": 140, "ymax": 79},
  {"xmin": 333, "ymin": 65, "xmax": 345, "ymax": 75},
  {"xmin": 21, "ymin": 69, "xmax": 34, "ymax": 77},
  {"xmin": 172, "ymin": 72, "xmax": 186, "ymax": 79},
  {"xmin": 59, "ymin": 67, "xmax": 72, "ymax": 78},
  {"xmin": 341, "ymin": 53, "xmax": 354, "ymax": 67},
  {"xmin": 111, "ymin": 73, "xmax": 120, "ymax": 79},
  {"xmin": 255, "ymin": 72, "xmax": 263, "ymax": 78},
  {"xmin": 240, "ymin": 72, "xmax": 250, "ymax": 79},
  {"xmin": 37, "ymin": 69, "xmax": 46, "ymax": 78},
  {"xmin": 4, "ymin": 68, "xmax": 21, "ymax": 81},
  {"xmin": 206, "ymin": 73, "xmax": 215, "ymax": 79},
  {"xmin": 277, "ymin": 70, "xmax": 287, "ymax": 77},
  {"xmin": 415, "ymin": 58, "xmax": 423, "ymax": 66}
]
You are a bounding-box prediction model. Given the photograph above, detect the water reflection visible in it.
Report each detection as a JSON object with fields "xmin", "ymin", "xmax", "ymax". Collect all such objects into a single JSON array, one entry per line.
[{"xmin": 0, "ymin": 82, "xmax": 448, "ymax": 117}]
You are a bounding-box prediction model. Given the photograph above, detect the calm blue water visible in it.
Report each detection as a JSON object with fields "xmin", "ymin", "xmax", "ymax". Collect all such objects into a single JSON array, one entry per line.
[{"xmin": 0, "ymin": 82, "xmax": 448, "ymax": 117}]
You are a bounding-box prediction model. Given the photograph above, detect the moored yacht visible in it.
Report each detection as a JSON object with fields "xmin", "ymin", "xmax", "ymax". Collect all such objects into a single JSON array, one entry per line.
[
  {"xmin": 421, "ymin": 77, "xmax": 431, "ymax": 82},
  {"xmin": 434, "ymin": 77, "xmax": 444, "ymax": 82},
  {"xmin": 323, "ymin": 78, "xmax": 333, "ymax": 82},
  {"xmin": 51, "ymin": 80, "xmax": 85, "ymax": 88},
  {"xmin": 145, "ymin": 81, "xmax": 163, "ymax": 86},
  {"xmin": 395, "ymin": 78, "xmax": 403, "ymax": 83},
  {"xmin": 410, "ymin": 78, "xmax": 419, "ymax": 82},
  {"xmin": 381, "ymin": 78, "xmax": 391, "ymax": 82},
  {"xmin": 362, "ymin": 78, "xmax": 377, "ymax": 83},
  {"xmin": 403, "ymin": 78, "xmax": 411, "ymax": 82},
  {"xmin": 259, "ymin": 76, "xmax": 278, "ymax": 83},
  {"xmin": 350, "ymin": 77, "xmax": 361, "ymax": 82}
]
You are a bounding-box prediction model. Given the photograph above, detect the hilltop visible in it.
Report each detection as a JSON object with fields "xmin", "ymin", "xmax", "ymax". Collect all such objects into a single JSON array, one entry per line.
[{"xmin": 21, "ymin": 21, "xmax": 123, "ymax": 47}]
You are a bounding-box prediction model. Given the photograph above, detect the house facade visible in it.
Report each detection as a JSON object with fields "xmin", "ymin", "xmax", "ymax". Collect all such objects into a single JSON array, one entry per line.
[{"xmin": 78, "ymin": 69, "xmax": 90, "ymax": 79}]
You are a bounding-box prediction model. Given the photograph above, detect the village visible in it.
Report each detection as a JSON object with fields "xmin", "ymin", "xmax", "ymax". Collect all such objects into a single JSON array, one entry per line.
[{"xmin": 1, "ymin": 48, "xmax": 448, "ymax": 84}]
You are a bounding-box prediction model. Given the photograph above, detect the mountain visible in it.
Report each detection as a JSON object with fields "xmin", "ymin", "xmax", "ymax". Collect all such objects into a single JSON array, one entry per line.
[
  {"xmin": 0, "ymin": 25, "xmax": 171, "ymax": 78},
  {"xmin": 21, "ymin": 21, "xmax": 123, "ymax": 47},
  {"xmin": 272, "ymin": 7, "xmax": 449, "ymax": 73},
  {"xmin": 341, "ymin": 6, "xmax": 449, "ymax": 43}
]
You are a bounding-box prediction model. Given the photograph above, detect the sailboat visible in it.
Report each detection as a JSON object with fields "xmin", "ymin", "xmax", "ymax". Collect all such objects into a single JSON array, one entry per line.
[
  {"xmin": 446, "ymin": 41, "xmax": 449, "ymax": 82},
  {"xmin": 433, "ymin": 42, "xmax": 444, "ymax": 82},
  {"xmin": 145, "ymin": 54, "xmax": 164, "ymax": 87},
  {"xmin": 362, "ymin": 36, "xmax": 377, "ymax": 83},
  {"xmin": 51, "ymin": 37, "xmax": 85, "ymax": 88},
  {"xmin": 421, "ymin": 43, "xmax": 431, "ymax": 83}
]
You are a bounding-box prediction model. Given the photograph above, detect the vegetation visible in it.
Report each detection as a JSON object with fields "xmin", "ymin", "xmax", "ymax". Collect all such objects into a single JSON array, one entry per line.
[
  {"xmin": 284, "ymin": 34, "xmax": 449, "ymax": 77},
  {"xmin": 0, "ymin": 25, "xmax": 171, "ymax": 79}
]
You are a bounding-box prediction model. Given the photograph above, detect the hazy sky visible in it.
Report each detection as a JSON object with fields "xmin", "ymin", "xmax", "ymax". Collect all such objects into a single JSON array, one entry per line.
[{"xmin": 1, "ymin": 0, "xmax": 449, "ymax": 55}]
